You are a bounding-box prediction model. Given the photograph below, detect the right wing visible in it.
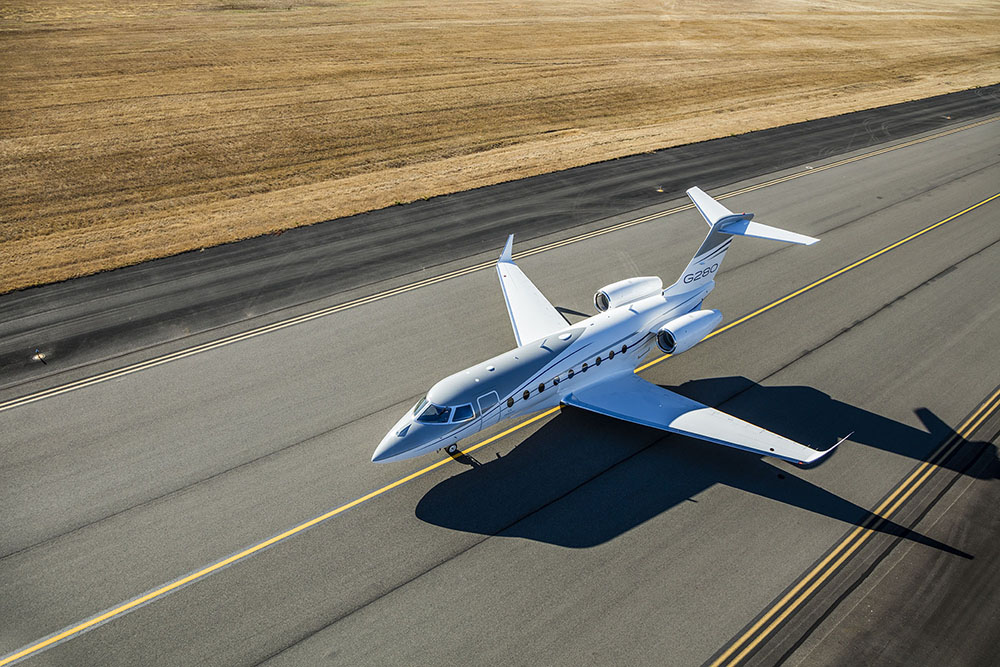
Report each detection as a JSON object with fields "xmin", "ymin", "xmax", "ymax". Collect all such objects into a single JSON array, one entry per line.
[
  {"xmin": 496, "ymin": 235, "xmax": 569, "ymax": 346},
  {"xmin": 563, "ymin": 372, "xmax": 840, "ymax": 465}
]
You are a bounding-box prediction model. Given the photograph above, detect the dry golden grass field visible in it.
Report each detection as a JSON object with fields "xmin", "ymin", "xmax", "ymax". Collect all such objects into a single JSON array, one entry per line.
[{"xmin": 1, "ymin": 0, "xmax": 997, "ymax": 293}]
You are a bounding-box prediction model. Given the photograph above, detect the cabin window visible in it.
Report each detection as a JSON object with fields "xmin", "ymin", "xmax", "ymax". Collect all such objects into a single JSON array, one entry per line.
[
  {"xmin": 538, "ymin": 382, "xmax": 545, "ymax": 393},
  {"xmin": 582, "ymin": 362, "xmax": 588, "ymax": 372},
  {"xmin": 552, "ymin": 376, "xmax": 560, "ymax": 386},
  {"xmin": 416, "ymin": 403, "xmax": 451, "ymax": 423},
  {"xmin": 507, "ymin": 397, "xmax": 514, "ymax": 408},
  {"xmin": 568, "ymin": 368, "xmax": 575, "ymax": 379},
  {"xmin": 523, "ymin": 390, "xmax": 530, "ymax": 400},
  {"xmin": 608, "ymin": 350, "xmax": 614, "ymax": 360},
  {"xmin": 622, "ymin": 344, "xmax": 628, "ymax": 354},
  {"xmin": 595, "ymin": 356, "xmax": 602, "ymax": 366},
  {"xmin": 452, "ymin": 404, "xmax": 475, "ymax": 422}
]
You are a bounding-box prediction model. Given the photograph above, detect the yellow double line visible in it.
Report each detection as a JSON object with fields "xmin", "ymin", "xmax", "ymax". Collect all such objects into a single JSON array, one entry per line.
[
  {"xmin": 710, "ymin": 386, "xmax": 1000, "ymax": 667},
  {"xmin": 3, "ymin": 190, "xmax": 997, "ymax": 666},
  {"xmin": 1, "ymin": 115, "xmax": 995, "ymax": 415}
]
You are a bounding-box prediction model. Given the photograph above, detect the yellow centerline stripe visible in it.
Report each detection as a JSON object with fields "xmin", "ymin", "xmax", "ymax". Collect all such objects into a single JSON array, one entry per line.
[
  {"xmin": 3, "ymin": 135, "xmax": 998, "ymax": 667},
  {"xmin": 4, "ymin": 191, "xmax": 997, "ymax": 667},
  {"xmin": 4, "ymin": 184, "xmax": 997, "ymax": 666},
  {"xmin": 0, "ymin": 407, "xmax": 562, "ymax": 667},
  {"xmin": 636, "ymin": 190, "xmax": 1000, "ymax": 373},
  {"xmin": 1, "ymin": 115, "xmax": 995, "ymax": 415},
  {"xmin": 713, "ymin": 386, "xmax": 1000, "ymax": 667}
]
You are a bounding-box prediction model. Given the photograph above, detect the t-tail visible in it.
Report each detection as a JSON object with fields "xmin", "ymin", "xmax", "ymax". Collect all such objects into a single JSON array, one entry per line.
[{"xmin": 663, "ymin": 187, "xmax": 819, "ymax": 296}]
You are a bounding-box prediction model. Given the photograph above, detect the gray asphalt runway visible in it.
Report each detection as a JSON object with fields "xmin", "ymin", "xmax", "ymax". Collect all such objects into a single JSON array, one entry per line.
[{"xmin": 2, "ymin": 114, "xmax": 999, "ymax": 666}]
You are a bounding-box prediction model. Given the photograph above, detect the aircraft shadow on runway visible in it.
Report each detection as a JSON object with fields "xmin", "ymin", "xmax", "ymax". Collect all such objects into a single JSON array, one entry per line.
[{"xmin": 416, "ymin": 376, "xmax": 991, "ymax": 556}]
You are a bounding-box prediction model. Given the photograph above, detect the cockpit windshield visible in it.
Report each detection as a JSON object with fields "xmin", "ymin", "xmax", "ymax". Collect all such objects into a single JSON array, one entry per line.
[{"xmin": 416, "ymin": 402, "xmax": 451, "ymax": 423}]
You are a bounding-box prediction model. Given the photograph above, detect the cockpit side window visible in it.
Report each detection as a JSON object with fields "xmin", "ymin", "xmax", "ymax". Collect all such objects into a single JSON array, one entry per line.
[
  {"xmin": 412, "ymin": 396, "xmax": 429, "ymax": 416},
  {"xmin": 452, "ymin": 404, "xmax": 475, "ymax": 422},
  {"xmin": 416, "ymin": 402, "xmax": 451, "ymax": 423}
]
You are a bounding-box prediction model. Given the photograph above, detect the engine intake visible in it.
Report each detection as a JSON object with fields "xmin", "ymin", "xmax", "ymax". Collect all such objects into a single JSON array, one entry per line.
[
  {"xmin": 656, "ymin": 309, "xmax": 723, "ymax": 355},
  {"xmin": 594, "ymin": 276, "xmax": 663, "ymax": 312}
]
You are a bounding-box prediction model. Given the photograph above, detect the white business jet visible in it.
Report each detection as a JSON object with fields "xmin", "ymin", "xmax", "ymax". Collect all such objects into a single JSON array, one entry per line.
[{"xmin": 373, "ymin": 187, "xmax": 841, "ymax": 465}]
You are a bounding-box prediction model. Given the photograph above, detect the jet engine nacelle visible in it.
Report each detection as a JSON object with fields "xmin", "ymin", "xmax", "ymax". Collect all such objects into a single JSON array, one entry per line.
[
  {"xmin": 594, "ymin": 276, "xmax": 663, "ymax": 312},
  {"xmin": 656, "ymin": 309, "xmax": 723, "ymax": 355}
]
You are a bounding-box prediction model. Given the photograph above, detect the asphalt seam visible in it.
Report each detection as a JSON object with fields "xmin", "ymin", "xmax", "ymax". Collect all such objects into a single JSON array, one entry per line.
[
  {"xmin": 772, "ymin": 432, "xmax": 1000, "ymax": 665},
  {"xmin": 787, "ymin": 439, "xmax": 998, "ymax": 667},
  {"xmin": 713, "ymin": 157, "xmax": 1000, "ymax": 288},
  {"xmin": 708, "ymin": 388, "xmax": 1000, "ymax": 667}
]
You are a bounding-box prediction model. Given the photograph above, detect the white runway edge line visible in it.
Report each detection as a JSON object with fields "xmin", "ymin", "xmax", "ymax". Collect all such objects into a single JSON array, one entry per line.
[
  {"xmin": 2, "ymin": 191, "xmax": 998, "ymax": 667},
  {"xmin": 0, "ymin": 114, "xmax": 996, "ymax": 416}
]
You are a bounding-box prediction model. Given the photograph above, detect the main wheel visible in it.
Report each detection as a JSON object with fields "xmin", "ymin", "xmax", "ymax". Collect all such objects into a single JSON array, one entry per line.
[{"xmin": 447, "ymin": 444, "xmax": 458, "ymax": 454}]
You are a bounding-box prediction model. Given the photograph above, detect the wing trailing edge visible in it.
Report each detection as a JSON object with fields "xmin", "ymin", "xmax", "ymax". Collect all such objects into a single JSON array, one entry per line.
[{"xmin": 563, "ymin": 372, "xmax": 840, "ymax": 465}]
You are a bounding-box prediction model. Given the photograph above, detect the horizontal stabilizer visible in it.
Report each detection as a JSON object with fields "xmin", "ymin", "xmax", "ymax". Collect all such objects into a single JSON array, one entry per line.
[
  {"xmin": 686, "ymin": 186, "xmax": 819, "ymax": 245},
  {"xmin": 718, "ymin": 218, "xmax": 819, "ymax": 245}
]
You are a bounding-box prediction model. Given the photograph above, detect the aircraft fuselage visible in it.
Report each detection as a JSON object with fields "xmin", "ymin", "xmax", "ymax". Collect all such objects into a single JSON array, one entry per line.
[{"xmin": 372, "ymin": 283, "xmax": 712, "ymax": 462}]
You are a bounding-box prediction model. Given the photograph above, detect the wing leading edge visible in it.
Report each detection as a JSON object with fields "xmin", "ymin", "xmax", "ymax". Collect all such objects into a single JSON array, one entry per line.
[
  {"xmin": 496, "ymin": 235, "xmax": 569, "ymax": 346},
  {"xmin": 563, "ymin": 373, "xmax": 839, "ymax": 464}
]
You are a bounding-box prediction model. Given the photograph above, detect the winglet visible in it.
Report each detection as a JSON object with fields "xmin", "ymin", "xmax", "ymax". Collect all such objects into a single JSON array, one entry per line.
[
  {"xmin": 833, "ymin": 431, "xmax": 854, "ymax": 449},
  {"xmin": 500, "ymin": 234, "xmax": 514, "ymax": 263},
  {"xmin": 799, "ymin": 431, "xmax": 853, "ymax": 465}
]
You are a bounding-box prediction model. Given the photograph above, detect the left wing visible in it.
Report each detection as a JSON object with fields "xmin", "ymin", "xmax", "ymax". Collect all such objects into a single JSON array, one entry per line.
[
  {"xmin": 496, "ymin": 235, "xmax": 569, "ymax": 346},
  {"xmin": 563, "ymin": 372, "xmax": 839, "ymax": 464}
]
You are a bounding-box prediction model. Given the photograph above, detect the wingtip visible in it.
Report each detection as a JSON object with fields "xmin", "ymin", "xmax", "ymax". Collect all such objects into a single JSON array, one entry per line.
[
  {"xmin": 802, "ymin": 431, "xmax": 852, "ymax": 464},
  {"xmin": 499, "ymin": 234, "xmax": 514, "ymax": 263}
]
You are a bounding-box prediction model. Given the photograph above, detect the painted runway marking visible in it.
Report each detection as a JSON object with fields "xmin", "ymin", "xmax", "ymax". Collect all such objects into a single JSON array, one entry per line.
[
  {"xmin": 1, "ymin": 115, "xmax": 996, "ymax": 414},
  {"xmin": 2, "ymin": 192, "xmax": 997, "ymax": 666},
  {"xmin": 710, "ymin": 386, "xmax": 1000, "ymax": 667}
]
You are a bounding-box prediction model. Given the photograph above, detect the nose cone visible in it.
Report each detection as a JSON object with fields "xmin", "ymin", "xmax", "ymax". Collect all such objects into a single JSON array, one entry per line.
[
  {"xmin": 372, "ymin": 426, "xmax": 409, "ymax": 463},
  {"xmin": 372, "ymin": 416, "xmax": 448, "ymax": 463}
]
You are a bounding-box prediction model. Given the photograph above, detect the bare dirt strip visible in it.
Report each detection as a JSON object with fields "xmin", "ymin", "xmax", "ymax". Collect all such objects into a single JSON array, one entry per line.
[{"xmin": 1, "ymin": 0, "xmax": 997, "ymax": 293}]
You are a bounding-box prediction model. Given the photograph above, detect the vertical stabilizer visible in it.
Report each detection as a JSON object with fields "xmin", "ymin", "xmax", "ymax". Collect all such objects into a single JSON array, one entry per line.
[{"xmin": 664, "ymin": 187, "xmax": 818, "ymax": 296}]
